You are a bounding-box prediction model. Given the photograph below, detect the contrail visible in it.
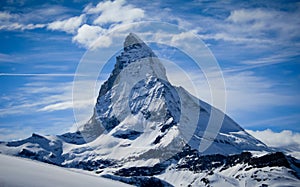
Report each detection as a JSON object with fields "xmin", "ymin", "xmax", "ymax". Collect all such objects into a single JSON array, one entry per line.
[{"xmin": 0, "ymin": 73, "xmax": 84, "ymax": 77}]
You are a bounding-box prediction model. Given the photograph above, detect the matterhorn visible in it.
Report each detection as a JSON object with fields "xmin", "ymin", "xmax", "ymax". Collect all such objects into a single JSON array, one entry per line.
[{"xmin": 1, "ymin": 33, "xmax": 299, "ymax": 187}]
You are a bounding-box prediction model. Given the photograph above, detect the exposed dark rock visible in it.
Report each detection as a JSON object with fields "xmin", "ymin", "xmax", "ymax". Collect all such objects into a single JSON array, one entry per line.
[
  {"xmin": 112, "ymin": 130, "xmax": 142, "ymax": 140},
  {"xmin": 153, "ymin": 135, "xmax": 164, "ymax": 144},
  {"xmin": 248, "ymin": 152, "xmax": 290, "ymax": 168},
  {"xmin": 70, "ymin": 159, "xmax": 116, "ymax": 171},
  {"xmin": 58, "ymin": 131, "xmax": 86, "ymax": 144},
  {"xmin": 200, "ymin": 177, "xmax": 210, "ymax": 186},
  {"xmin": 102, "ymin": 174, "xmax": 173, "ymax": 187},
  {"xmin": 114, "ymin": 163, "xmax": 167, "ymax": 177}
]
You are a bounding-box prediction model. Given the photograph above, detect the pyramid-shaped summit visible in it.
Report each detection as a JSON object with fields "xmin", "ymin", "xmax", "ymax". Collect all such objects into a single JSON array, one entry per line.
[
  {"xmin": 124, "ymin": 33, "xmax": 144, "ymax": 47},
  {"xmin": 81, "ymin": 33, "xmax": 268, "ymax": 155},
  {"xmin": 1, "ymin": 33, "xmax": 298, "ymax": 187},
  {"xmin": 95, "ymin": 33, "xmax": 158, "ymax": 99}
]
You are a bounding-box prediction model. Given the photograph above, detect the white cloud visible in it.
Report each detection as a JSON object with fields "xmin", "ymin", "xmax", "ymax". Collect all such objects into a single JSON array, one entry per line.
[
  {"xmin": 72, "ymin": 24, "xmax": 108, "ymax": 48},
  {"xmin": 71, "ymin": 0, "xmax": 145, "ymax": 49},
  {"xmin": 47, "ymin": 14, "xmax": 86, "ymax": 34},
  {"xmin": 247, "ymin": 129, "xmax": 300, "ymax": 159},
  {"xmin": 85, "ymin": 0, "xmax": 144, "ymax": 25}
]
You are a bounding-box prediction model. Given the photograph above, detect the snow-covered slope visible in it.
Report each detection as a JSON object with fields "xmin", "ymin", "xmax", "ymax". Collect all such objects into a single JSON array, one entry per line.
[
  {"xmin": 0, "ymin": 154, "xmax": 131, "ymax": 187},
  {"xmin": 0, "ymin": 33, "xmax": 299, "ymax": 186}
]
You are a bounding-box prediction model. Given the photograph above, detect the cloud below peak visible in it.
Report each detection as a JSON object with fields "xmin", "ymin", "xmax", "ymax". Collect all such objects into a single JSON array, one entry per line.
[{"xmin": 247, "ymin": 129, "xmax": 300, "ymax": 159}]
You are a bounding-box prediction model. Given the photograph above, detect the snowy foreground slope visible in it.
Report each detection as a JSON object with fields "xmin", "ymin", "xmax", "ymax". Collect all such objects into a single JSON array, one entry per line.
[
  {"xmin": 0, "ymin": 154, "xmax": 131, "ymax": 187},
  {"xmin": 0, "ymin": 33, "xmax": 300, "ymax": 186}
]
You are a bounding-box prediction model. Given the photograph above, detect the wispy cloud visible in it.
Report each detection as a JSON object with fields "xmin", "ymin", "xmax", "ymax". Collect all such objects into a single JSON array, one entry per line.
[
  {"xmin": 166, "ymin": 66, "xmax": 299, "ymax": 113},
  {"xmin": 0, "ymin": 4, "xmax": 75, "ymax": 31},
  {"xmin": 0, "ymin": 81, "xmax": 74, "ymax": 116},
  {"xmin": 193, "ymin": 7, "xmax": 300, "ymax": 47},
  {"xmin": 0, "ymin": 22, "xmax": 46, "ymax": 31},
  {"xmin": 117, "ymin": 0, "xmax": 300, "ymax": 76},
  {"xmin": 0, "ymin": 53, "xmax": 17, "ymax": 63},
  {"xmin": 0, "ymin": 77, "xmax": 101, "ymax": 118},
  {"xmin": 244, "ymin": 114, "xmax": 300, "ymax": 128},
  {"xmin": 0, "ymin": 9, "xmax": 45, "ymax": 31},
  {"xmin": 0, "ymin": 11, "xmax": 15, "ymax": 20},
  {"xmin": 226, "ymin": 8, "xmax": 300, "ymax": 40},
  {"xmin": 0, "ymin": 118, "xmax": 76, "ymax": 141},
  {"xmin": 0, "ymin": 126, "xmax": 35, "ymax": 141},
  {"xmin": 38, "ymin": 101, "xmax": 74, "ymax": 112},
  {"xmin": 240, "ymin": 52, "xmax": 300, "ymax": 66},
  {"xmin": 0, "ymin": 50, "xmax": 82, "ymax": 65}
]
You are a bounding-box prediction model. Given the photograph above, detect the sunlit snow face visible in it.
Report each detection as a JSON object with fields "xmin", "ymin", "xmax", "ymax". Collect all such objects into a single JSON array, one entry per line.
[{"xmin": 129, "ymin": 76, "xmax": 181, "ymax": 123}]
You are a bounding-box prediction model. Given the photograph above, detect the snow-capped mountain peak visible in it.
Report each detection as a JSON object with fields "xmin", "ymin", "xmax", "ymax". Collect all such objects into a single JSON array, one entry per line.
[{"xmin": 1, "ymin": 33, "xmax": 299, "ymax": 187}]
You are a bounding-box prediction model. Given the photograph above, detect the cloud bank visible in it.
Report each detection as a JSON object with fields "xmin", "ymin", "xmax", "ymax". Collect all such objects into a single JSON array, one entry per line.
[{"xmin": 247, "ymin": 129, "xmax": 300, "ymax": 159}]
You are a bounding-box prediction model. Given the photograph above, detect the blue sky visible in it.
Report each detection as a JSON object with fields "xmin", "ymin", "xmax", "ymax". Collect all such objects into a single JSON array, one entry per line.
[{"xmin": 0, "ymin": 0, "xmax": 300, "ymax": 141}]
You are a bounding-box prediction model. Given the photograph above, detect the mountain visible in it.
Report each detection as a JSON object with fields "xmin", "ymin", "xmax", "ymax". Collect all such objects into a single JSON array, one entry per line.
[{"xmin": 0, "ymin": 33, "xmax": 299, "ymax": 186}]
